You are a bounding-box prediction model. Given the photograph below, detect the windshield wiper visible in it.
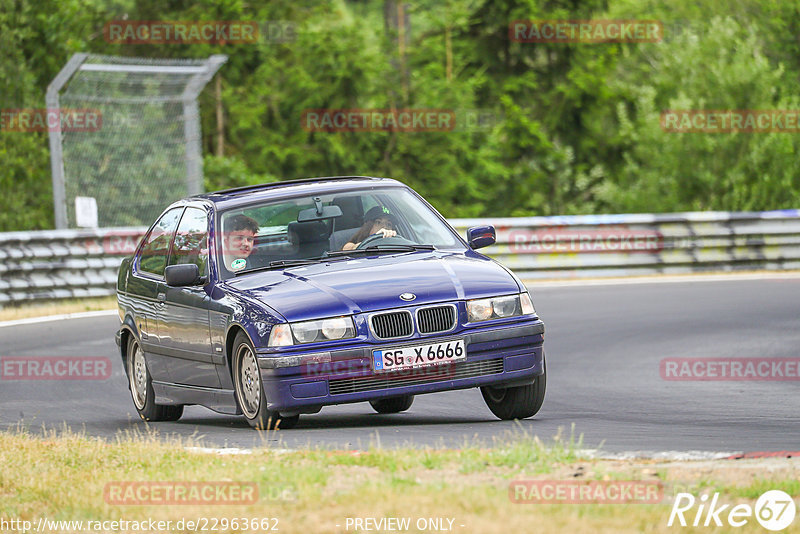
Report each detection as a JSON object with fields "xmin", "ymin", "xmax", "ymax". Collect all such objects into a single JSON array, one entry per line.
[
  {"xmin": 235, "ymin": 258, "xmax": 323, "ymax": 275},
  {"xmin": 268, "ymin": 259, "xmax": 324, "ymax": 268},
  {"xmin": 325, "ymin": 244, "xmax": 435, "ymax": 258}
]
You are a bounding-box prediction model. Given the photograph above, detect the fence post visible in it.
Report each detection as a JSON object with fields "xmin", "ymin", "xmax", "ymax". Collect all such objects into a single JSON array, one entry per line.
[{"xmin": 46, "ymin": 53, "xmax": 88, "ymax": 230}]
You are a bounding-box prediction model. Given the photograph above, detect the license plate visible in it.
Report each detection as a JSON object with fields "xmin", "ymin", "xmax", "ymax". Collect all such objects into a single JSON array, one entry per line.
[{"xmin": 373, "ymin": 339, "xmax": 466, "ymax": 372}]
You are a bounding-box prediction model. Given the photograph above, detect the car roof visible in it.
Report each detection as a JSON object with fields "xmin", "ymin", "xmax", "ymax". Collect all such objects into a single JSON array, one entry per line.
[{"xmin": 192, "ymin": 176, "xmax": 406, "ymax": 210}]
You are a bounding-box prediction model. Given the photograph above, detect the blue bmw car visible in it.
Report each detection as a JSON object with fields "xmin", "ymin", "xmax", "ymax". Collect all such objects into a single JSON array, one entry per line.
[{"xmin": 116, "ymin": 176, "xmax": 545, "ymax": 429}]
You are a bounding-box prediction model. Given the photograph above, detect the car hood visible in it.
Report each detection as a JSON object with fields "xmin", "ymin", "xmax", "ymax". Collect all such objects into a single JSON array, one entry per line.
[{"xmin": 221, "ymin": 251, "xmax": 520, "ymax": 321}]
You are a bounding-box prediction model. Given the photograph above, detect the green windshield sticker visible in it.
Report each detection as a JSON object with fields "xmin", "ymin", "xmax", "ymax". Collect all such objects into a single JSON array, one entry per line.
[{"xmin": 231, "ymin": 258, "xmax": 247, "ymax": 270}]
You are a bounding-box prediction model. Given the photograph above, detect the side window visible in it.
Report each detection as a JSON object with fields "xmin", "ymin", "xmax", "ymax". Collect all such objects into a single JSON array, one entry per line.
[
  {"xmin": 168, "ymin": 207, "xmax": 209, "ymax": 274},
  {"xmin": 361, "ymin": 195, "xmax": 381, "ymax": 214},
  {"xmin": 138, "ymin": 208, "xmax": 183, "ymax": 276}
]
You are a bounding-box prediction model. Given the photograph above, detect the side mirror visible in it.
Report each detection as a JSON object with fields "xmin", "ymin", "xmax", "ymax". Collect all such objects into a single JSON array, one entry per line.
[
  {"xmin": 466, "ymin": 225, "xmax": 496, "ymax": 250},
  {"xmin": 165, "ymin": 263, "xmax": 202, "ymax": 287}
]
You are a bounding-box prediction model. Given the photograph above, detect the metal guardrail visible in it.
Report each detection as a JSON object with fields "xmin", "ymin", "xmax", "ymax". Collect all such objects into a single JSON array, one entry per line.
[
  {"xmin": 0, "ymin": 227, "xmax": 146, "ymax": 305},
  {"xmin": 1, "ymin": 210, "xmax": 799, "ymax": 305},
  {"xmin": 452, "ymin": 209, "xmax": 800, "ymax": 279}
]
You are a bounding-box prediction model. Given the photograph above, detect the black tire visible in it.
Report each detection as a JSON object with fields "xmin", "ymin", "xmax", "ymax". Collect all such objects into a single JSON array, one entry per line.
[
  {"xmin": 369, "ymin": 395, "xmax": 414, "ymax": 414},
  {"xmin": 481, "ymin": 354, "xmax": 546, "ymax": 420},
  {"xmin": 126, "ymin": 336, "xmax": 183, "ymax": 422},
  {"xmin": 232, "ymin": 331, "xmax": 298, "ymax": 430}
]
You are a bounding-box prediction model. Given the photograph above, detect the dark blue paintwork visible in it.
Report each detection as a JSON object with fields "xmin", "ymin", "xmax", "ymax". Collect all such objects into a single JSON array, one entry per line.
[{"xmin": 116, "ymin": 177, "xmax": 545, "ymax": 419}]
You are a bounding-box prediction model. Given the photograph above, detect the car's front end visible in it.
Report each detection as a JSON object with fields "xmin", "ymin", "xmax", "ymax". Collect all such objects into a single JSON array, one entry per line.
[
  {"xmin": 259, "ymin": 300, "xmax": 543, "ymax": 415},
  {"xmin": 221, "ymin": 249, "xmax": 544, "ymax": 417}
]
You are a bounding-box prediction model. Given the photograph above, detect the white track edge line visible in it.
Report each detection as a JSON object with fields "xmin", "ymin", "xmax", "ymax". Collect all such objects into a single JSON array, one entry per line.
[
  {"xmin": 525, "ymin": 272, "xmax": 800, "ymax": 288},
  {"xmin": 183, "ymin": 446, "xmax": 749, "ymax": 461},
  {"xmin": 0, "ymin": 309, "xmax": 117, "ymax": 328}
]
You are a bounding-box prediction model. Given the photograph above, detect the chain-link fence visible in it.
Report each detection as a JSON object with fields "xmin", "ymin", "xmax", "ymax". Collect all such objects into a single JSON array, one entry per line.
[{"xmin": 47, "ymin": 54, "xmax": 226, "ymax": 229}]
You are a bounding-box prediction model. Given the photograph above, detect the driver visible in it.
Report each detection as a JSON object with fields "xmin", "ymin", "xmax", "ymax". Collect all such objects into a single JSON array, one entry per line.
[{"xmin": 343, "ymin": 205, "xmax": 398, "ymax": 250}]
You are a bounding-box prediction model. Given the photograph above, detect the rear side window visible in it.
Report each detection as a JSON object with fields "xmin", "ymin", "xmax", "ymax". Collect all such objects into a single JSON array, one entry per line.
[
  {"xmin": 168, "ymin": 207, "xmax": 209, "ymax": 275},
  {"xmin": 138, "ymin": 207, "xmax": 183, "ymax": 276}
]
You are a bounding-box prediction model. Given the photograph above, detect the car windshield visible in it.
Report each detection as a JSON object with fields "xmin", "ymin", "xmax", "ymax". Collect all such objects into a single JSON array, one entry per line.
[{"xmin": 216, "ymin": 187, "xmax": 464, "ymax": 278}]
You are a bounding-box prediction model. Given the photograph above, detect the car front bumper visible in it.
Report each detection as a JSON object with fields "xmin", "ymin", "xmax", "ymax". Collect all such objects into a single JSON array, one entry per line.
[{"xmin": 256, "ymin": 320, "xmax": 544, "ymax": 413}]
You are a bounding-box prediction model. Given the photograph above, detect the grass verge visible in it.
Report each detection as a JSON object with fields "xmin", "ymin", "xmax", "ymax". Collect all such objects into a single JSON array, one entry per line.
[{"xmin": 0, "ymin": 427, "xmax": 797, "ymax": 533}]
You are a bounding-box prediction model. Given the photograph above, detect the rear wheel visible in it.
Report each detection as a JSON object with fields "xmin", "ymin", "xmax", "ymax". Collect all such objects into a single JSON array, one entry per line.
[
  {"xmin": 126, "ymin": 336, "xmax": 183, "ymax": 422},
  {"xmin": 481, "ymin": 354, "xmax": 546, "ymax": 420},
  {"xmin": 232, "ymin": 331, "xmax": 298, "ymax": 430},
  {"xmin": 369, "ymin": 395, "xmax": 414, "ymax": 414}
]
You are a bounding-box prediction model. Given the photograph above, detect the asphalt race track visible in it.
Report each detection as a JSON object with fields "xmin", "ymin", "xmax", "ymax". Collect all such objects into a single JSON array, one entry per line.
[{"xmin": 1, "ymin": 276, "xmax": 798, "ymax": 453}]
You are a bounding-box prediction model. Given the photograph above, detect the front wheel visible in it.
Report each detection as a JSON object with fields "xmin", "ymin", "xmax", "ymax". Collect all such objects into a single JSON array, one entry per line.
[
  {"xmin": 481, "ymin": 354, "xmax": 546, "ymax": 420},
  {"xmin": 369, "ymin": 395, "xmax": 414, "ymax": 414},
  {"xmin": 232, "ymin": 331, "xmax": 298, "ymax": 430},
  {"xmin": 126, "ymin": 336, "xmax": 183, "ymax": 422}
]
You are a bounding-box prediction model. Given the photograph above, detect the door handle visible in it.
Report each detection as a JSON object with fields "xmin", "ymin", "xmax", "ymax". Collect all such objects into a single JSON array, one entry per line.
[{"xmin": 157, "ymin": 292, "xmax": 166, "ymax": 302}]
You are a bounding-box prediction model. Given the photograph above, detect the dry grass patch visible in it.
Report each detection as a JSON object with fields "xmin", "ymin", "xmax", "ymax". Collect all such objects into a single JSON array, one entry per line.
[
  {"xmin": 0, "ymin": 427, "xmax": 797, "ymax": 533},
  {"xmin": 0, "ymin": 296, "xmax": 117, "ymax": 322}
]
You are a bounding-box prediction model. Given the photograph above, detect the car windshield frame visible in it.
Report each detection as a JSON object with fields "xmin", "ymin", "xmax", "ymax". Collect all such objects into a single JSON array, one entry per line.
[{"xmin": 214, "ymin": 185, "xmax": 467, "ymax": 280}]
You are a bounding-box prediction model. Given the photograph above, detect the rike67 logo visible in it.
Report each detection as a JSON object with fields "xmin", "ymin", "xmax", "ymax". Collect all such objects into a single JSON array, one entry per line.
[{"xmin": 669, "ymin": 490, "xmax": 796, "ymax": 531}]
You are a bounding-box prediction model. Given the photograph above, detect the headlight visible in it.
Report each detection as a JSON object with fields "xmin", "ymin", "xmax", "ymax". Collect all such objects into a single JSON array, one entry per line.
[
  {"xmin": 466, "ymin": 293, "xmax": 535, "ymax": 322},
  {"xmin": 321, "ymin": 316, "xmax": 350, "ymax": 339},
  {"xmin": 268, "ymin": 316, "xmax": 356, "ymax": 346},
  {"xmin": 492, "ymin": 295, "xmax": 518, "ymax": 317},
  {"xmin": 292, "ymin": 320, "xmax": 321, "ymax": 343},
  {"xmin": 466, "ymin": 298, "xmax": 493, "ymax": 322}
]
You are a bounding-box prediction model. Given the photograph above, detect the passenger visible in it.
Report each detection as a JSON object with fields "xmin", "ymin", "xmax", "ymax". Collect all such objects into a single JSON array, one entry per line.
[
  {"xmin": 223, "ymin": 214, "xmax": 259, "ymax": 270},
  {"xmin": 342, "ymin": 206, "xmax": 398, "ymax": 250}
]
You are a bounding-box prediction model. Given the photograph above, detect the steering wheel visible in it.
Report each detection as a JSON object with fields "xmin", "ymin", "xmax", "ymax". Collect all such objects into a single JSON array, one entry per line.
[{"xmin": 356, "ymin": 233, "xmax": 414, "ymax": 250}]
